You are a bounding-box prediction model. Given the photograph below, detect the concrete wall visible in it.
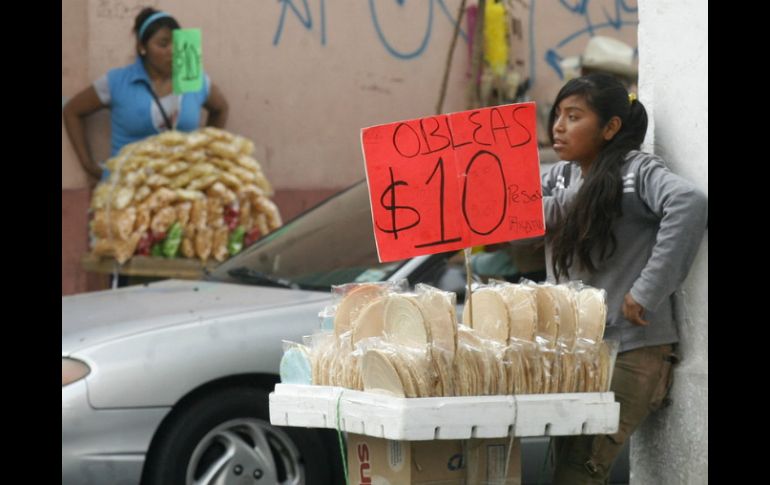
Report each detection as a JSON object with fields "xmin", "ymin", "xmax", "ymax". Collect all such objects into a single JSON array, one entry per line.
[{"xmin": 633, "ymin": 0, "xmax": 708, "ymax": 483}]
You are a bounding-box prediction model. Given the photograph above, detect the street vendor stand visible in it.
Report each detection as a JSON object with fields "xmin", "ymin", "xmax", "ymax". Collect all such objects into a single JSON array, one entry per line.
[
  {"xmin": 81, "ymin": 254, "xmax": 218, "ymax": 282},
  {"xmin": 269, "ymin": 384, "xmax": 619, "ymax": 483}
]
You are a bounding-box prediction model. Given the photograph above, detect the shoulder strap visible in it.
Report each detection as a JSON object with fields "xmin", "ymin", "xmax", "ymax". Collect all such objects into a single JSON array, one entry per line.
[{"xmin": 140, "ymin": 80, "xmax": 172, "ymax": 131}]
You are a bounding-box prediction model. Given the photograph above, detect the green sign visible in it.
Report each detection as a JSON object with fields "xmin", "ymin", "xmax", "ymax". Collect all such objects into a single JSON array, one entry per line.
[{"xmin": 173, "ymin": 29, "xmax": 203, "ymax": 94}]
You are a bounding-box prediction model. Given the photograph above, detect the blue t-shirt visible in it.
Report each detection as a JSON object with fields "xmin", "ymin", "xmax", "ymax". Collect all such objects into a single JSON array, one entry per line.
[{"xmin": 94, "ymin": 57, "xmax": 210, "ymax": 159}]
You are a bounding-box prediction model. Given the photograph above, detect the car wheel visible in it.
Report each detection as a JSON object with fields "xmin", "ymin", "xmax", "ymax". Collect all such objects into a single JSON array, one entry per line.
[{"xmin": 142, "ymin": 387, "xmax": 338, "ymax": 485}]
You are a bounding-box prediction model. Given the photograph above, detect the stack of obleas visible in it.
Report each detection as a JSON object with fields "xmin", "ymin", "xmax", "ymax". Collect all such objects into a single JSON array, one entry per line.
[
  {"xmin": 311, "ymin": 283, "xmax": 457, "ymax": 398},
  {"xmin": 89, "ymin": 128, "xmax": 281, "ymax": 264},
  {"xmin": 463, "ymin": 282, "xmax": 612, "ymax": 394},
  {"xmin": 306, "ymin": 281, "xmax": 612, "ymax": 398}
]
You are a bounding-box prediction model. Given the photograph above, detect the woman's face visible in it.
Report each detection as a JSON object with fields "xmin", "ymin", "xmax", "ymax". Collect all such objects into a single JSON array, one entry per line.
[
  {"xmin": 142, "ymin": 27, "xmax": 173, "ymax": 76},
  {"xmin": 551, "ymin": 94, "xmax": 608, "ymax": 167}
]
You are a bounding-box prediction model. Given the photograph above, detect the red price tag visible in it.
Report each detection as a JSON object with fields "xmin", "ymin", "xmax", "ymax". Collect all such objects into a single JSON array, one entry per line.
[{"xmin": 361, "ymin": 102, "xmax": 544, "ymax": 263}]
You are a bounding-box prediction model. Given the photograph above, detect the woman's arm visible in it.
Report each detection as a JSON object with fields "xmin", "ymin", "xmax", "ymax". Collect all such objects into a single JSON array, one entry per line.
[
  {"xmin": 541, "ymin": 162, "xmax": 582, "ymax": 231},
  {"xmin": 62, "ymin": 86, "xmax": 107, "ymax": 183},
  {"xmin": 204, "ymin": 83, "xmax": 229, "ymax": 128},
  {"xmin": 628, "ymin": 156, "xmax": 708, "ymax": 313}
]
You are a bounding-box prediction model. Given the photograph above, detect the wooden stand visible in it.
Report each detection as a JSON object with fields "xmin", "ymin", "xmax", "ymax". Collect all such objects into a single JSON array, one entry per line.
[{"xmin": 81, "ymin": 254, "xmax": 219, "ymax": 281}]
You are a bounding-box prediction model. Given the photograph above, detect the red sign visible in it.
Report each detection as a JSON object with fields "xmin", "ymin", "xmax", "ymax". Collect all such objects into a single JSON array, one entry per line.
[{"xmin": 361, "ymin": 102, "xmax": 544, "ymax": 263}]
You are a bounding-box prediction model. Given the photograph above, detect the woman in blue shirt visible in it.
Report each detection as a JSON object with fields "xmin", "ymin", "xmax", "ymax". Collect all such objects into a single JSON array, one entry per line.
[{"xmin": 63, "ymin": 7, "xmax": 229, "ymax": 183}]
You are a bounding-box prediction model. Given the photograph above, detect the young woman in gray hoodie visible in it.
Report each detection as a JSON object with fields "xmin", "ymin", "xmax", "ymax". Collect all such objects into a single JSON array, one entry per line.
[{"xmin": 541, "ymin": 73, "xmax": 707, "ymax": 484}]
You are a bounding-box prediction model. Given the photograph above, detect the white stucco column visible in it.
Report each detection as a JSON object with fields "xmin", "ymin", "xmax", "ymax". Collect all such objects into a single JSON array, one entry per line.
[{"xmin": 634, "ymin": 1, "xmax": 708, "ymax": 483}]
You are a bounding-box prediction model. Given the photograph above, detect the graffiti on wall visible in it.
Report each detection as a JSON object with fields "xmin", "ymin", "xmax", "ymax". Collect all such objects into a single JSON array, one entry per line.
[
  {"xmin": 95, "ymin": 0, "xmax": 159, "ymax": 19},
  {"xmin": 532, "ymin": 0, "xmax": 638, "ymax": 82},
  {"xmin": 272, "ymin": 0, "xmax": 636, "ymax": 83},
  {"xmin": 273, "ymin": 0, "xmax": 468, "ymax": 59}
]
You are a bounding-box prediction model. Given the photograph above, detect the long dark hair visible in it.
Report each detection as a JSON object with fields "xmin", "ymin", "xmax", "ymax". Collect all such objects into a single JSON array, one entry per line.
[
  {"xmin": 133, "ymin": 7, "xmax": 180, "ymax": 47},
  {"xmin": 547, "ymin": 73, "xmax": 648, "ymax": 280}
]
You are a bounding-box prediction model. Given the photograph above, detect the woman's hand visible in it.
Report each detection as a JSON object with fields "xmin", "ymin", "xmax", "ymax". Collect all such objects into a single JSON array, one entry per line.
[{"xmin": 622, "ymin": 292, "xmax": 649, "ymax": 326}]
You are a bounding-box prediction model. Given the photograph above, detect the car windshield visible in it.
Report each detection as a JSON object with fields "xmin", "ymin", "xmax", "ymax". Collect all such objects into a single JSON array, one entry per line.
[{"xmin": 209, "ymin": 181, "xmax": 406, "ymax": 291}]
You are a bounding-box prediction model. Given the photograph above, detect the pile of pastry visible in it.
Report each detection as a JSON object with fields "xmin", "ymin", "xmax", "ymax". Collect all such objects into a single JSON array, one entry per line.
[{"xmin": 88, "ymin": 128, "xmax": 281, "ymax": 263}]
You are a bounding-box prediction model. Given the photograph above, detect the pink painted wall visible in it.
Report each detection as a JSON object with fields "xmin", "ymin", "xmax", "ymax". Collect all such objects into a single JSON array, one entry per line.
[
  {"xmin": 62, "ymin": 0, "xmax": 473, "ymax": 190},
  {"xmin": 63, "ymin": 189, "xmax": 111, "ymax": 295},
  {"xmin": 61, "ymin": 0, "xmax": 637, "ymax": 294},
  {"xmin": 62, "ymin": 0, "xmax": 90, "ymax": 189},
  {"xmin": 63, "ymin": 0, "xmax": 638, "ymax": 190}
]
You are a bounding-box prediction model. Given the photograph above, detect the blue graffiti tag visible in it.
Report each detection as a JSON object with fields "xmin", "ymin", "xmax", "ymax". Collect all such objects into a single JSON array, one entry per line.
[
  {"xmin": 559, "ymin": 0, "xmax": 590, "ymax": 15},
  {"xmin": 531, "ymin": 0, "xmax": 638, "ymax": 82},
  {"xmin": 369, "ymin": 0, "xmax": 434, "ymax": 59},
  {"xmin": 273, "ymin": 0, "xmax": 326, "ymax": 46},
  {"xmin": 370, "ymin": 0, "xmax": 467, "ymax": 59},
  {"xmin": 273, "ymin": 0, "xmax": 466, "ymax": 59}
]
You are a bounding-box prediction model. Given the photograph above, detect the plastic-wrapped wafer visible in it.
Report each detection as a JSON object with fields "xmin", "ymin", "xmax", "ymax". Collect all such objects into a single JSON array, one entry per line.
[
  {"xmin": 549, "ymin": 285, "xmax": 579, "ymax": 350},
  {"xmin": 462, "ymin": 287, "xmax": 510, "ymax": 345},
  {"xmin": 361, "ymin": 347, "xmax": 406, "ymax": 397},
  {"xmin": 350, "ymin": 297, "xmax": 387, "ymax": 347},
  {"xmin": 576, "ymin": 285, "xmax": 608, "ymax": 344},
  {"xmin": 307, "ymin": 332, "xmax": 336, "ymax": 386},
  {"xmin": 491, "ymin": 281, "xmax": 538, "ymax": 343},
  {"xmin": 536, "ymin": 335, "xmax": 560, "ymax": 394},
  {"xmin": 383, "ymin": 293, "xmax": 431, "ymax": 350},
  {"xmin": 279, "ymin": 340, "xmax": 312, "ymax": 385},
  {"xmin": 524, "ymin": 281, "xmax": 560, "ymax": 348},
  {"xmin": 414, "ymin": 284, "xmax": 457, "ymax": 356},
  {"xmin": 332, "ymin": 283, "xmax": 392, "ymax": 338}
]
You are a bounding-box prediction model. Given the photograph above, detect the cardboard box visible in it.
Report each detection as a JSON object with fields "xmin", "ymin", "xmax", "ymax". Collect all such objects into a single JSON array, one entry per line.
[{"xmin": 347, "ymin": 433, "xmax": 521, "ymax": 484}]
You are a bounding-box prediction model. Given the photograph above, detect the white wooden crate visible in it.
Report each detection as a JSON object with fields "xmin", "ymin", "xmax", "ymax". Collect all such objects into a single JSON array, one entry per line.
[{"xmin": 269, "ymin": 384, "xmax": 619, "ymax": 441}]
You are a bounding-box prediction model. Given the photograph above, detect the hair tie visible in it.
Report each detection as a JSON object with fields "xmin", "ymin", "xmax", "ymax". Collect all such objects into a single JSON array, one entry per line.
[{"xmin": 628, "ymin": 92, "xmax": 638, "ymax": 105}]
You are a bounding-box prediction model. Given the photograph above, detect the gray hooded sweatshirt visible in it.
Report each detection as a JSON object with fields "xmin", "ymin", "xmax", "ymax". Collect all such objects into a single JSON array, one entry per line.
[{"xmin": 541, "ymin": 150, "xmax": 707, "ymax": 353}]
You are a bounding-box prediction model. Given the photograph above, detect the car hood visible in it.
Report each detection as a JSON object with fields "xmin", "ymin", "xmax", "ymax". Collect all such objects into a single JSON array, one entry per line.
[{"xmin": 62, "ymin": 279, "xmax": 329, "ymax": 354}]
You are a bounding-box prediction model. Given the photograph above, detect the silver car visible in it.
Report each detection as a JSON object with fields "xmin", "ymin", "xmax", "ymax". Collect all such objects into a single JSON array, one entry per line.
[{"xmin": 62, "ymin": 181, "xmax": 470, "ymax": 485}]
